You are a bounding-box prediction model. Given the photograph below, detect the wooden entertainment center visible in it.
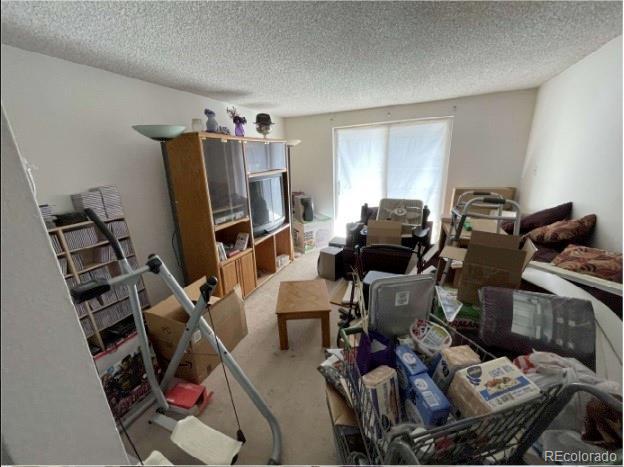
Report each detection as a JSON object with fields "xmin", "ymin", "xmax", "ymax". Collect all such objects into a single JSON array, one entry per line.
[{"xmin": 163, "ymin": 132, "xmax": 294, "ymax": 298}]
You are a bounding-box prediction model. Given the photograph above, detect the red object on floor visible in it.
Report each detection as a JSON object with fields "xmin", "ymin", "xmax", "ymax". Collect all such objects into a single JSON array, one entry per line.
[{"xmin": 166, "ymin": 382, "xmax": 213, "ymax": 414}]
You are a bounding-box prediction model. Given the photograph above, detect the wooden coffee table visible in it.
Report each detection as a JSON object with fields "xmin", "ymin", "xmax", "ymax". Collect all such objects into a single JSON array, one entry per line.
[{"xmin": 276, "ymin": 280, "xmax": 331, "ymax": 350}]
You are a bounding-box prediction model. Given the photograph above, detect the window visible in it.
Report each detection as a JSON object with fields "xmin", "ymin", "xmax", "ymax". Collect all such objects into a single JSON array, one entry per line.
[{"xmin": 334, "ymin": 118, "xmax": 452, "ymax": 235}]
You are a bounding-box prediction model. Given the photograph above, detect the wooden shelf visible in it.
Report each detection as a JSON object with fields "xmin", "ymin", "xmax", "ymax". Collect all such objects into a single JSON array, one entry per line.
[
  {"xmin": 194, "ymin": 131, "xmax": 287, "ymax": 144},
  {"xmin": 76, "ymin": 254, "xmax": 135, "ymax": 274},
  {"xmin": 253, "ymin": 223, "xmax": 290, "ymax": 245},
  {"xmin": 47, "ymin": 216, "xmax": 126, "ymax": 233},
  {"xmin": 91, "ymin": 287, "xmax": 146, "ymax": 314},
  {"xmin": 219, "ymin": 248, "xmax": 253, "ymax": 266},
  {"xmin": 47, "ymin": 211, "xmax": 150, "ymax": 355},
  {"xmin": 95, "ymin": 302, "xmax": 151, "ymax": 333},
  {"xmin": 68, "ymin": 235, "xmax": 130, "ymax": 253},
  {"xmin": 214, "ymin": 217, "xmax": 250, "ymax": 232},
  {"xmin": 256, "ymin": 273, "xmax": 273, "ymax": 288},
  {"xmin": 256, "ymin": 261, "xmax": 289, "ymax": 288}
]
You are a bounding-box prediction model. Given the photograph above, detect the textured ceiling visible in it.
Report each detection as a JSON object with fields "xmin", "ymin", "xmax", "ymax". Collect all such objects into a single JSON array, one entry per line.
[{"xmin": 1, "ymin": 1, "xmax": 621, "ymax": 117}]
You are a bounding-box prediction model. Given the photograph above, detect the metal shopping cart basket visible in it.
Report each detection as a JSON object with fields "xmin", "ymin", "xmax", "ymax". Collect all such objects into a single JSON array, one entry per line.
[{"xmin": 338, "ymin": 317, "xmax": 622, "ymax": 465}]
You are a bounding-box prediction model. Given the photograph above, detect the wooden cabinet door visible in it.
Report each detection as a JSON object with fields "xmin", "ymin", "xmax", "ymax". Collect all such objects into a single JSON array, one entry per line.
[
  {"xmin": 221, "ymin": 261, "xmax": 239, "ymax": 295},
  {"xmin": 238, "ymin": 252, "xmax": 257, "ymax": 298}
]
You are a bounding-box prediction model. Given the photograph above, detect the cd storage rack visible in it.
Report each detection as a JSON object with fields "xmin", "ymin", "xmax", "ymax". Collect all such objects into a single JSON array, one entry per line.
[{"xmin": 48, "ymin": 216, "xmax": 150, "ymax": 356}]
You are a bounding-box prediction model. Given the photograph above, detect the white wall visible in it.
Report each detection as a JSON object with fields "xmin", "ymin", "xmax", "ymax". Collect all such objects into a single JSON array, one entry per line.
[
  {"xmin": 1, "ymin": 107, "xmax": 129, "ymax": 465},
  {"xmin": 519, "ymin": 36, "xmax": 623, "ymax": 252},
  {"xmin": 284, "ymin": 90, "xmax": 537, "ymax": 225},
  {"xmin": 0, "ymin": 45, "xmax": 284, "ymax": 301}
]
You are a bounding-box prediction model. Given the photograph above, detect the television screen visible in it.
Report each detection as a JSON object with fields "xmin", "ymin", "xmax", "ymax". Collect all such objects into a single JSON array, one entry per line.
[{"xmin": 249, "ymin": 175, "xmax": 286, "ymax": 236}]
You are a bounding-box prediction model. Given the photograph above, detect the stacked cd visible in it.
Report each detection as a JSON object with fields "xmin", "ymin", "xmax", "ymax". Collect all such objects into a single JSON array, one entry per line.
[
  {"xmin": 94, "ymin": 245, "xmax": 115, "ymax": 263},
  {"xmin": 120, "ymin": 239, "xmax": 135, "ymax": 256},
  {"xmin": 139, "ymin": 290, "xmax": 149, "ymax": 309},
  {"xmin": 49, "ymin": 234, "xmax": 63, "ymax": 254},
  {"xmin": 81, "ymin": 318, "xmax": 94, "ymax": 337},
  {"xmin": 64, "ymin": 226, "xmax": 98, "ymax": 250},
  {"xmin": 58, "ymin": 257, "xmax": 68, "ymax": 275},
  {"xmin": 71, "ymin": 191, "xmax": 107, "ymax": 220},
  {"xmin": 108, "ymin": 220, "xmax": 129, "ymax": 237},
  {"xmin": 92, "ymin": 185, "xmax": 124, "ymax": 219},
  {"xmin": 39, "ymin": 204, "xmax": 56, "ymax": 228},
  {"xmin": 93, "ymin": 299, "xmax": 133, "ymax": 330},
  {"xmin": 74, "ymin": 301, "xmax": 89, "ymax": 318},
  {"xmin": 72, "ymin": 253, "xmax": 85, "ymax": 271}
]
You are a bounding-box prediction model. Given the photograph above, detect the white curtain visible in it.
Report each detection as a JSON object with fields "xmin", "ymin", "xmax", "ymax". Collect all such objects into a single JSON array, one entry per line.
[{"xmin": 335, "ymin": 118, "xmax": 451, "ymax": 235}]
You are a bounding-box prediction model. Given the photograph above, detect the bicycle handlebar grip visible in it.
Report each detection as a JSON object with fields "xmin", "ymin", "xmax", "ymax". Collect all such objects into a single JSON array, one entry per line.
[
  {"xmin": 472, "ymin": 191, "xmax": 493, "ymax": 196},
  {"xmin": 71, "ymin": 279, "xmax": 111, "ymax": 303},
  {"xmin": 84, "ymin": 208, "xmax": 125, "ymax": 260},
  {"xmin": 482, "ymin": 197, "xmax": 506, "ymax": 205}
]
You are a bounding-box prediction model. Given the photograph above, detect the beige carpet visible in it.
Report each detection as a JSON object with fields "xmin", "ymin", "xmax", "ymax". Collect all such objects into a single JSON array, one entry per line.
[{"xmin": 125, "ymin": 251, "xmax": 344, "ymax": 465}]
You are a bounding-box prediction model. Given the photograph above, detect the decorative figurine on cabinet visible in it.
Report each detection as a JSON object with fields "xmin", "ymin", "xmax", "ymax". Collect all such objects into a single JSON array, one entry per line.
[
  {"xmin": 204, "ymin": 108, "xmax": 219, "ymax": 132},
  {"xmin": 227, "ymin": 106, "xmax": 247, "ymax": 137},
  {"xmin": 255, "ymin": 113, "xmax": 275, "ymax": 137}
]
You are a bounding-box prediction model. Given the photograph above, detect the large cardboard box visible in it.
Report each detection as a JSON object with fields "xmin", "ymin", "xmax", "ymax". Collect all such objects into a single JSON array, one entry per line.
[
  {"xmin": 366, "ymin": 220, "xmax": 402, "ymax": 246},
  {"xmin": 440, "ymin": 231, "xmax": 536, "ymax": 304},
  {"xmin": 144, "ymin": 279, "xmax": 248, "ymax": 383}
]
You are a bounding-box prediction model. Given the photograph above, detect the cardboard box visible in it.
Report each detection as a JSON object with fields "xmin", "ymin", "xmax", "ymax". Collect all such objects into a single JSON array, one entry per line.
[
  {"xmin": 432, "ymin": 345, "xmax": 481, "ymax": 392},
  {"xmin": 440, "ymin": 231, "xmax": 536, "ymax": 304},
  {"xmin": 293, "ymin": 214, "xmax": 333, "ymax": 254},
  {"xmin": 366, "ymin": 220, "xmax": 402, "ymax": 246},
  {"xmin": 144, "ymin": 279, "xmax": 248, "ymax": 383},
  {"xmin": 326, "ymin": 384, "xmax": 358, "ymax": 427},
  {"xmin": 395, "ymin": 345, "xmax": 428, "ymax": 393},
  {"xmin": 406, "ymin": 373, "xmax": 451, "ymax": 428},
  {"xmin": 448, "ymin": 357, "xmax": 541, "ymax": 418}
]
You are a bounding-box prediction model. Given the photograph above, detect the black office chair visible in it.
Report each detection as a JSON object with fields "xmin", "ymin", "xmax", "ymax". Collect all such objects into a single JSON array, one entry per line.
[{"xmin": 357, "ymin": 244, "xmax": 416, "ymax": 277}]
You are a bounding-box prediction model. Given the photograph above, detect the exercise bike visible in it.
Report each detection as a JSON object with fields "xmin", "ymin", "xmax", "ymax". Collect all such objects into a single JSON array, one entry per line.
[{"xmin": 71, "ymin": 209, "xmax": 282, "ymax": 464}]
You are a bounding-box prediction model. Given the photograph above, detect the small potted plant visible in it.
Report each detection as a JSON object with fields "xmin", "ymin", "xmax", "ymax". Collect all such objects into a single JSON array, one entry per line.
[{"xmin": 227, "ymin": 106, "xmax": 247, "ymax": 137}]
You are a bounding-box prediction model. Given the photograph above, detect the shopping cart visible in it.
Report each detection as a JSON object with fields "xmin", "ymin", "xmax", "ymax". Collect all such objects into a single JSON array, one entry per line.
[{"xmin": 338, "ymin": 316, "xmax": 622, "ymax": 465}]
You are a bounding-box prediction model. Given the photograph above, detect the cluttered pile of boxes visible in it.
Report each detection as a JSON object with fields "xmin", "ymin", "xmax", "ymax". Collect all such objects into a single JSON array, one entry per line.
[{"xmin": 320, "ymin": 222, "xmax": 621, "ymax": 463}]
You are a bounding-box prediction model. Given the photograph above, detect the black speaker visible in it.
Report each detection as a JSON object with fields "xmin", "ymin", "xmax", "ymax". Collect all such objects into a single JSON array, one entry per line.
[{"xmin": 317, "ymin": 247, "xmax": 343, "ymax": 281}]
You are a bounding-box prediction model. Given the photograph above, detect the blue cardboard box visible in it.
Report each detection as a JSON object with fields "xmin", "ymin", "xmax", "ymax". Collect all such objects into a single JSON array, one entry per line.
[
  {"xmin": 395, "ymin": 345, "xmax": 427, "ymax": 392},
  {"xmin": 407, "ymin": 373, "xmax": 450, "ymax": 428}
]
